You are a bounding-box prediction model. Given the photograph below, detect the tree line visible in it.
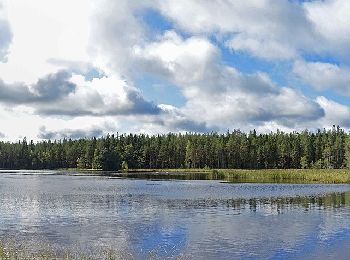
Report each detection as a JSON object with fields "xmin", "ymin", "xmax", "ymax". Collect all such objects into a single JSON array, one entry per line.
[{"xmin": 1, "ymin": 126, "xmax": 350, "ymax": 171}]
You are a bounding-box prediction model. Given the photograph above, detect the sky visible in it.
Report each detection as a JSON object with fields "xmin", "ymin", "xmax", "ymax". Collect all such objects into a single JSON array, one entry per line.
[{"xmin": 1, "ymin": 0, "xmax": 350, "ymax": 140}]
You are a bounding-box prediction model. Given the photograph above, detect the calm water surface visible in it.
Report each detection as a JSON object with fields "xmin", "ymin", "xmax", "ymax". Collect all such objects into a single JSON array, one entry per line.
[{"xmin": 1, "ymin": 170, "xmax": 350, "ymax": 259}]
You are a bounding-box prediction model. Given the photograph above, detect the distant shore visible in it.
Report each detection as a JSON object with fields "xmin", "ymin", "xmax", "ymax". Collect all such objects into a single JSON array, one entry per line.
[
  {"xmin": 1, "ymin": 168, "xmax": 350, "ymax": 184},
  {"xmin": 108, "ymin": 168, "xmax": 350, "ymax": 184}
]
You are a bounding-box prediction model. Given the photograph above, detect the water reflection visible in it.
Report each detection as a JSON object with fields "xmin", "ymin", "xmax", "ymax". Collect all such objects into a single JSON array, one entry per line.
[{"xmin": 0, "ymin": 171, "xmax": 350, "ymax": 259}]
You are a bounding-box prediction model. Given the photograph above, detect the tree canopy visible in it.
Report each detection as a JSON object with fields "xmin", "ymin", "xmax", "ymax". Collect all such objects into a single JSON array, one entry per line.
[{"xmin": 1, "ymin": 126, "xmax": 350, "ymax": 170}]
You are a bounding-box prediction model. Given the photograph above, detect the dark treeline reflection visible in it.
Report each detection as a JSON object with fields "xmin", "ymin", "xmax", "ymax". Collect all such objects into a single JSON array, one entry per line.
[
  {"xmin": 157, "ymin": 192, "xmax": 350, "ymax": 212},
  {"xmin": 1, "ymin": 126, "xmax": 350, "ymax": 170},
  {"xmin": 233, "ymin": 192, "xmax": 350, "ymax": 211}
]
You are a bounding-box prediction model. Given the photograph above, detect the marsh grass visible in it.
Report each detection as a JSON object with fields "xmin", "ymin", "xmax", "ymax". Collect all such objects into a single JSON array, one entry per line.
[
  {"xmin": 122, "ymin": 168, "xmax": 350, "ymax": 183},
  {"xmin": 219, "ymin": 169, "xmax": 350, "ymax": 183}
]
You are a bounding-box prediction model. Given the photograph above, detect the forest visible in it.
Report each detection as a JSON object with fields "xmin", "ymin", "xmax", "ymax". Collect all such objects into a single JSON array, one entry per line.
[{"xmin": 0, "ymin": 126, "xmax": 350, "ymax": 171}]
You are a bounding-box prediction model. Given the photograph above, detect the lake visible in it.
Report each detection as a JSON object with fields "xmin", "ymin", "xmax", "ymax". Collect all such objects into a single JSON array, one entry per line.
[{"xmin": 1, "ymin": 170, "xmax": 350, "ymax": 259}]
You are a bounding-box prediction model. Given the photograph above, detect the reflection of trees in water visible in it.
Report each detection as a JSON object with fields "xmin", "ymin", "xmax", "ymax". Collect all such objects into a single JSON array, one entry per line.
[
  {"xmin": 245, "ymin": 192, "xmax": 350, "ymax": 211},
  {"xmin": 157, "ymin": 192, "xmax": 350, "ymax": 213},
  {"xmin": 112, "ymin": 172, "xmax": 212, "ymax": 180}
]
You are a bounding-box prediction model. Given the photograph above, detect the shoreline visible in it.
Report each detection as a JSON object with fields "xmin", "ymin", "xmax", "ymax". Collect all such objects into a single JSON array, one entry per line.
[
  {"xmin": 115, "ymin": 169, "xmax": 350, "ymax": 184},
  {"xmin": 1, "ymin": 168, "xmax": 350, "ymax": 184}
]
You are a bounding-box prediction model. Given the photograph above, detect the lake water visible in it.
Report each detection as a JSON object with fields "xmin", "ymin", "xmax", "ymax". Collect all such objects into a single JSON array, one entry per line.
[{"xmin": 1, "ymin": 170, "xmax": 350, "ymax": 259}]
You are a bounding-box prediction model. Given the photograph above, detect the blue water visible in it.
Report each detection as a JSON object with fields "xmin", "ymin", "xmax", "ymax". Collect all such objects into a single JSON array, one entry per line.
[{"xmin": 0, "ymin": 170, "xmax": 350, "ymax": 259}]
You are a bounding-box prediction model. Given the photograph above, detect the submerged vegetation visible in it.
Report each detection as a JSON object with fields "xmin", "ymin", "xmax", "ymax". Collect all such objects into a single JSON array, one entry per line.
[{"xmin": 1, "ymin": 126, "xmax": 350, "ymax": 172}]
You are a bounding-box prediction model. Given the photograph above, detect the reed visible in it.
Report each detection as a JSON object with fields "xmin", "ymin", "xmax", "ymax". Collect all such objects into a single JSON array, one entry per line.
[
  {"xmin": 123, "ymin": 168, "xmax": 350, "ymax": 183},
  {"xmin": 216, "ymin": 169, "xmax": 350, "ymax": 183}
]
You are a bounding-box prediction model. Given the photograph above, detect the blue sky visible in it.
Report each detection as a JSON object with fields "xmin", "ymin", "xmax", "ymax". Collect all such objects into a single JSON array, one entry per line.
[
  {"xmin": 138, "ymin": 4, "xmax": 350, "ymax": 113},
  {"xmin": 1, "ymin": 0, "xmax": 350, "ymax": 140}
]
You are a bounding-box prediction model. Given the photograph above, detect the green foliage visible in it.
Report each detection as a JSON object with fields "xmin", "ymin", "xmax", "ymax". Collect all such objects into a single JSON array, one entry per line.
[
  {"xmin": 344, "ymin": 135, "xmax": 350, "ymax": 169},
  {"xmin": 76, "ymin": 157, "xmax": 86, "ymax": 169},
  {"xmin": 185, "ymin": 140, "xmax": 194, "ymax": 168},
  {"xmin": 0, "ymin": 126, "xmax": 350, "ymax": 171},
  {"xmin": 121, "ymin": 161, "xmax": 129, "ymax": 173},
  {"xmin": 312, "ymin": 159, "xmax": 323, "ymax": 169},
  {"xmin": 92, "ymin": 145, "xmax": 103, "ymax": 170},
  {"xmin": 300, "ymin": 156, "xmax": 308, "ymax": 169}
]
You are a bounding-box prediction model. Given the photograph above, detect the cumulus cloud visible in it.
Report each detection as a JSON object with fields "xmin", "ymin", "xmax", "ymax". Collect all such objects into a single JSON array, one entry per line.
[
  {"xmin": 134, "ymin": 32, "xmax": 324, "ymax": 129},
  {"xmin": 157, "ymin": 104, "xmax": 215, "ymax": 132},
  {"xmin": 0, "ymin": 3, "xmax": 12, "ymax": 61},
  {"xmin": 152, "ymin": 0, "xmax": 350, "ymax": 60},
  {"xmin": 316, "ymin": 97, "xmax": 350, "ymax": 128},
  {"xmin": 155, "ymin": 0, "xmax": 318, "ymax": 60},
  {"xmin": 227, "ymin": 34, "xmax": 297, "ymax": 60},
  {"xmin": 305, "ymin": 0, "xmax": 350, "ymax": 57},
  {"xmin": 89, "ymin": 0, "xmax": 153, "ymax": 76},
  {"xmin": 293, "ymin": 60, "xmax": 350, "ymax": 96},
  {"xmin": 38, "ymin": 126, "xmax": 104, "ymax": 140},
  {"xmin": 37, "ymin": 108, "xmax": 214, "ymax": 139},
  {"xmin": 84, "ymin": 0, "xmax": 337, "ymax": 131},
  {"xmin": 46, "ymin": 59, "xmax": 105, "ymax": 80},
  {"xmin": 38, "ymin": 74, "xmax": 160, "ymax": 116},
  {"xmin": 2, "ymin": 0, "xmax": 350, "ymax": 140},
  {"xmin": 0, "ymin": 71, "xmax": 160, "ymax": 117},
  {"xmin": 0, "ymin": 71, "xmax": 75, "ymax": 104}
]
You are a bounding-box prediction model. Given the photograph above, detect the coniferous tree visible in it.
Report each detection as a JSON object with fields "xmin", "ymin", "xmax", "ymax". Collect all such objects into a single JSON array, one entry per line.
[{"xmin": 0, "ymin": 126, "xmax": 350, "ymax": 171}]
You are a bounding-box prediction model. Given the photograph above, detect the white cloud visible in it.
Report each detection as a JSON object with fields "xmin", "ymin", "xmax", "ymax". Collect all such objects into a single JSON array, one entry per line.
[
  {"xmin": 89, "ymin": 0, "xmax": 153, "ymax": 77},
  {"xmin": 155, "ymin": 0, "xmax": 350, "ymax": 60},
  {"xmin": 41, "ymin": 74, "xmax": 160, "ymax": 116},
  {"xmin": 0, "ymin": 106, "xmax": 110, "ymax": 141},
  {"xmin": 316, "ymin": 97, "xmax": 350, "ymax": 128},
  {"xmin": 0, "ymin": 70, "xmax": 160, "ymax": 117},
  {"xmin": 156, "ymin": 0, "xmax": 305, "ymax": 36},
  {"xmin": 0, "ymin": 0, "xmax": 91, "ymax": 83},
  {"xmin": 305, "ymin": 0, "xmax": 350, "ymax": 56},
  {"xmin": 0, "ymin": 1, "xmax": 12, "ymax": 61},
  {"xmin": 0, "ymin": 0, "xmax": 166, "ymax": 140},
  {"xmin": 156, "ymin": 0, "xmax": 317, "ymax": 60},
  {"xmin": 2, "ymin": 0, "xmax": 350, "ymax": 140},
  {"xmin": 293, "ymin": 60, "xmax": 350, "ymax": 96},
  {"xmin": 134, "ymin": 31, "xmax": 324, "ymax": 129},
  {"xmin": 227, "ymin": 34, "xmax": 297, "ymax": 60},
  {"xmin": 133, "ymin": 31, "xmax": 220, "ymax": 92},
  {"xmin": 38, "ymin": 125, "xmax": 106, "ymax": 140}
]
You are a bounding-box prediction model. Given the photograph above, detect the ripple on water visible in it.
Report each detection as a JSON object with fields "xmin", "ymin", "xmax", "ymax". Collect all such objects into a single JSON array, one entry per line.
[{"xmin": 0, "ymin": 171, "xmax": 350, "ymax": 259}]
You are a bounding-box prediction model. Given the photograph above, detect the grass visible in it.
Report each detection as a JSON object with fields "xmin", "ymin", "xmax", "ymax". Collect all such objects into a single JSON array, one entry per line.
[
  {"xmin": 34, "ymin": 167, "xmax": 350, "ymax": 184},
  {"xmin": 216, "ymin": 169, "xmax": 350, "ymax": 184},
  {"xmin": 7, "ymin": 168, "xmax": 350, "ymax": 184},
  {"xmin": 122, "ymin": 168, "xmax": 350, "ymax": 184}
]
